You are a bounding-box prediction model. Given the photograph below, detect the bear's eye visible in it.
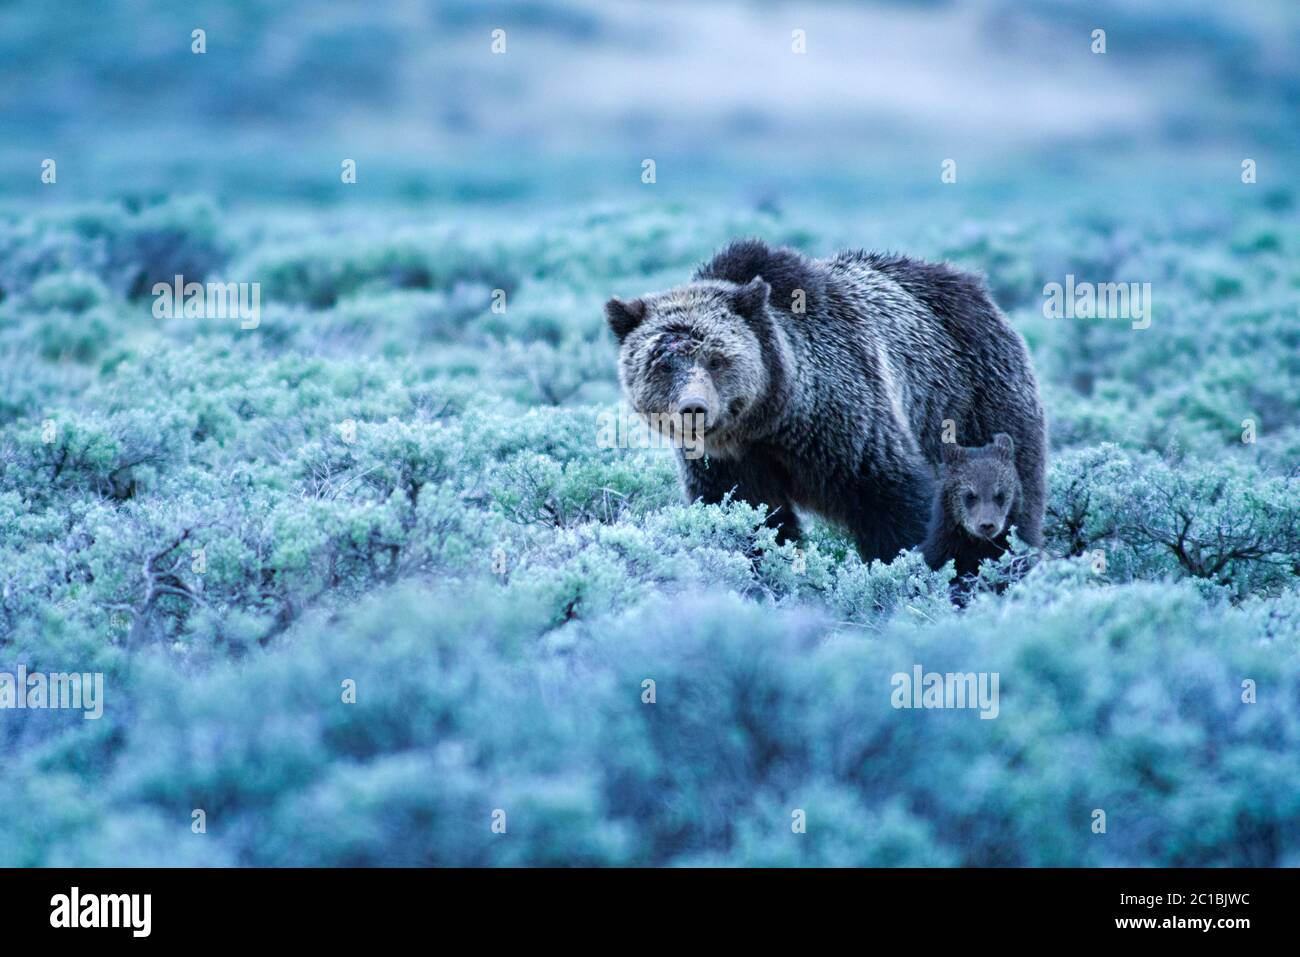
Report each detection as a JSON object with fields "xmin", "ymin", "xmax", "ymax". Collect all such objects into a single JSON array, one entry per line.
[
  {"xmin": 963, "ymin": 492, "xmax": 977, "ymax": 509},
  {"xmin": 993, "ymin": 491, "xmax": 1006, "ymax": 506},
  {"xmin": 705, "ymin": 355, "xmax": 726, "ymax": 373}
]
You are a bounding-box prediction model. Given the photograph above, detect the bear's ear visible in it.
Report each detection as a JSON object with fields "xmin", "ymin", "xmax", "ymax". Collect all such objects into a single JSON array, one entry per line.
[
  {"xmin": 992, "ymin": 433, "xmax": 1014, "ymax": 459},
  {"xmin": 940, "ymin": 441, "xmax": 966, "ymax": 465},
  {"xmin": 605, "ymin": 296, "xmax": 647, "ymax": 342},
  {"xmin": 731, "ymin": 277, "xmax": 771, "ymax": 318}
]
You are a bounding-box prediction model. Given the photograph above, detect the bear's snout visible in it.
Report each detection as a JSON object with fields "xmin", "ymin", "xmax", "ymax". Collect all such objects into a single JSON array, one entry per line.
[
  {"xmin": 677, "ymin": 395, "xmax": 711, "ymax": 424},
  {"xmin": 964, "ymin": 507, "xmax": 1005, "ymax": 540},
  {"xmin": 675, "ymin": 367, "xmax": 719, "ymax": 430}
]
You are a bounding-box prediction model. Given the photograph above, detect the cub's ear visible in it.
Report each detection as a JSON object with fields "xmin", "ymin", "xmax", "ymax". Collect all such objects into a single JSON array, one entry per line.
[
  {"xmin": 731, "ymin": 277, "xmax": 771, "ymax": 318},
  {"xmin": 992, "ymin": 433, "xmax": 1014, "ymax": 458},
  {"xmin": 940, "ymin": 441, "xmax": 966, "ymax": 465},
  {"xmin": 605, "ymin": 296, "xmax": 647, "ymax": 342}
]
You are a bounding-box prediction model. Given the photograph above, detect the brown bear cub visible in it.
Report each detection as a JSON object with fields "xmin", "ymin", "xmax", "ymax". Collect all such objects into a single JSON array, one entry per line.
[
  {"xmin": 605, "ymin": 238, "xmax": 1046, "ymax": 564},
  {"xmin": 921, "ymin": 434, "xmax": 1023, "ymax": 578}
]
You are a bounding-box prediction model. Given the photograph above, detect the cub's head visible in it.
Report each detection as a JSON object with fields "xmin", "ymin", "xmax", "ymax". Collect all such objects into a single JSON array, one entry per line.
[
  {"xmin": 940, "ymin": 434, "xmax": 1021, "ymax": 540},
  {"xmin": 605, "ymin": 277, "xmax": 771, "ymax": 453}
]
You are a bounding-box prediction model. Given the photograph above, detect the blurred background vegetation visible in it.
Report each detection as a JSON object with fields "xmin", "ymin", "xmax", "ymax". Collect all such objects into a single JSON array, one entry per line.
[{"xmin": 0, "ymin": 0, "xmax": 1298, "ymax": 865}]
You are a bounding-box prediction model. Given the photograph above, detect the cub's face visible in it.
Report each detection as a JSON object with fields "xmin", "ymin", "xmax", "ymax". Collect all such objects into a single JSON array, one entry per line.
[
  {"xmin": 605, "ymin": 278, "xmax": 770, "ymax": 453},
  {"xmin": 941, "ymin": 434, "xmax": 1021, "ymax": 541}
]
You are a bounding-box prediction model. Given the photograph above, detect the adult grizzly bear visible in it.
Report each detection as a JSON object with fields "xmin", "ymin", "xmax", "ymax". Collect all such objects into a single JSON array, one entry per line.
[{"xmin": 605, "ymin": 239, "xmax": 1046, "ymax": 563}]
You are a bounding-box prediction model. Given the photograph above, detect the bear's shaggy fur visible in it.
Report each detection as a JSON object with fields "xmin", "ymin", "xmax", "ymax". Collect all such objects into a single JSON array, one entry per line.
[
  {"xmin": 921, "ymin": 434, "xmax": 1023, "ymax": 578},
  {"xmin": 606, "ymin": 238, "xmax": 1046, "ymax": 562}
]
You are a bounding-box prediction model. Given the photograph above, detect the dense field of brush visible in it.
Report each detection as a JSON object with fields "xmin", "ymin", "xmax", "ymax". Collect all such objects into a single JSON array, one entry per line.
[{"xmin": 1, "ymin": 175, "xmax": 1298, "ymax": 865}]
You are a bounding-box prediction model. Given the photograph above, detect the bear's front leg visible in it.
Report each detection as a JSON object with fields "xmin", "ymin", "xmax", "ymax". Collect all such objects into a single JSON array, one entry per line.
[
  {"xmin": 919, "ymin": 495, "xmax": 956, "ymax": 571},
  {"xmin": 678, "ymin": 452, "xmax": 802, "ymax": 545},
  {"xmin": 845, "ymin": 461, "xmax": 934, "ymax": 563}
]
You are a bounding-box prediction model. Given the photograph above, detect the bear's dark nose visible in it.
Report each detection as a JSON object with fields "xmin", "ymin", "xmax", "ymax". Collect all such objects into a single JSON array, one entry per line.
[
  {"xmin": 978, "ymin": 521, "xmax": 998, "ymax": 537},
  {"xmin": 677, "ymin": 398, "xmax": 709, "ymax": 422}
]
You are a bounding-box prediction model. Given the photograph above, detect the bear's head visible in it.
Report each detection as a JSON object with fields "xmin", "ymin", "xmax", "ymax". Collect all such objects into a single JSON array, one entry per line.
[
  {"xmin": 939, "ymin": 433, "xmax": 1021, "ymax": 540},
  {"xmin": 605, "ymin": 277, "xmax": 772, "ymax": 456}
]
